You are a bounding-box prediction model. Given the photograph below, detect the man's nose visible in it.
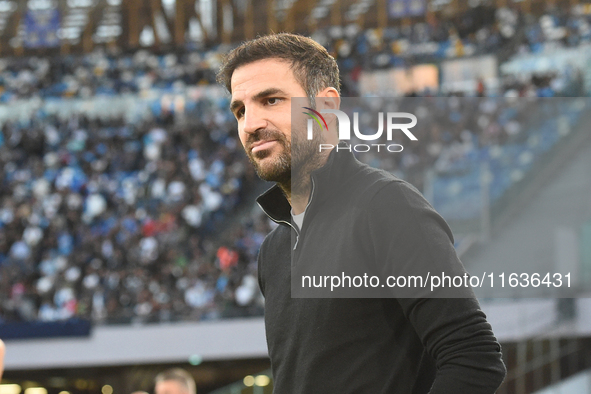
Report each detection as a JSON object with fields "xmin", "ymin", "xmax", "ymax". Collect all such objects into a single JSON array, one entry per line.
[{"xmin": 242, "ymin": 107, "xmax": 268, "ymax": 135}]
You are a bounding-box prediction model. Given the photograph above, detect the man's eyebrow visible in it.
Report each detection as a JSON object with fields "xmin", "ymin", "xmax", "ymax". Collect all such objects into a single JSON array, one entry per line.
[
  {"xmin": 252, "ymin": 88, "xmax": 288, "ymax": 101},
  {"xmin": 230, "ymin": 88, "xmax": 289, "ymax": 113},
  {"xmin": 230, "ymin": 99, "xmax": 243, "ymax": 114}
]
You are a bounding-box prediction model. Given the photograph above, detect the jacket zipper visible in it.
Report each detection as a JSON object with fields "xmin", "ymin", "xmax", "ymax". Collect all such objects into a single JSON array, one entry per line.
[
  {"xmin": 293, "ymin": 177, "xmax": 316, "ymax": 251},
  {"xmin": 256, "ymin": 201, "xmax": 302, "ymax": 253},
  {"xmin": 256, "ymin": 177, "xmax": 316, "ymax": 251}
]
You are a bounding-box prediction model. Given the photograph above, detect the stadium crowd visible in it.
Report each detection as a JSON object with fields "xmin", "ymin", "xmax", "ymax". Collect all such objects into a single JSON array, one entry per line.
[
  {"xmin": 0, "ymin": 6, "xmax": 522, "ymax": 100},
  {"xmin": 0, "ymin": 49, "xmax": 224, "ymax": 101},
  {"xmin": 2, "ymin": 6, "xmax": 589, "ymax": 101},
  {"xmin": 351, "ymin": 67, "xmax": 584, "ymax": 189},
  {"xmin": 0, "ymin": 108, "xmax": 269, "ymax": 324},
  {"xmin": 316, "ymin": 4, "xmax": 591, "ymax": 71},
  {"xmin": 0, "ymin": 4, "xmax": 589, "ymax": 325}
]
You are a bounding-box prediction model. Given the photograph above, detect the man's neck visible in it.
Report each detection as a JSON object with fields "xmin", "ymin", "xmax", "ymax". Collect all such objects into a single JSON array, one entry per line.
[
  {"xmin": 278, "ymin": 180, "xmax": 311, "ymax": 215},
  {"xmin": 278, "ymin": 147, "xmax": 334, "ymax": 215}
]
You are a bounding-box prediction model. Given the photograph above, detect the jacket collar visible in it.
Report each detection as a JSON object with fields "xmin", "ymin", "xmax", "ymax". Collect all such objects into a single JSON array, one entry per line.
[{"xmin": 256, "ymin": 141, "xmax": 361, "ymax": 225}]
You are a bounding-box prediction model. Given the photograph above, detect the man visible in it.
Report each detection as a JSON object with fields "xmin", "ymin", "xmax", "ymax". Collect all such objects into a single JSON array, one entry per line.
[
  {"xmin": 217, "ymin": 33, "xmax": 506, "ymax": 393},
  {"xmin": 154, "ymin": 368, "xmax": 196, "ymax": 394}
]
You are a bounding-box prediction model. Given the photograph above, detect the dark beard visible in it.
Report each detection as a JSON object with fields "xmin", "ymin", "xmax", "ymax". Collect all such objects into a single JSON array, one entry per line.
[
  {"xmin": 290, "ymin": 129, "xmax": 324, "ymax": 197},
  {"xmin": 246, "ymin": 129, "xmax": 292, "ymax": 185},
  {"xmin": 246, "ymin": 121, "xmax": 324, "ymax": 194}
]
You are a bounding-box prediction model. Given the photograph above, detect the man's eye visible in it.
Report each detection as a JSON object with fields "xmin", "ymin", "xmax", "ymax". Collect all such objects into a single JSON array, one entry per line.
[
  {"xmin": 235, "ymin": 108, "xmax": 245, "ymax": 118},
  {"xmin": 267, "ymin": 98, "xmax": 281, "ymax": 105}
]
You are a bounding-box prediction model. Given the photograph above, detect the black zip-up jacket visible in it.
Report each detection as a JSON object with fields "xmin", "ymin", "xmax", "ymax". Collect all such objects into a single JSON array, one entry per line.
[{"xmin": 256, "ymin": 143, "xmax": 506, "ymax": 393}]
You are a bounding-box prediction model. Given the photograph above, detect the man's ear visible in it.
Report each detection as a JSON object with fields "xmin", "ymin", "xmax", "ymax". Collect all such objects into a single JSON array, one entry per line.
[
  {"xmin": 316, "ymin": 87, "xmax": 341, "ymax": 127},
  {"xmin": 316, "ymin": 87, "xmax": 340, "ymax": 110}
]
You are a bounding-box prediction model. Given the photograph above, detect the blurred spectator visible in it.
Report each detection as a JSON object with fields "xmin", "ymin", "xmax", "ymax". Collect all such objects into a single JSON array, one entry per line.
[{"xmin": 155, "ymin": 368, "xmax": 196, "ymax": 394}]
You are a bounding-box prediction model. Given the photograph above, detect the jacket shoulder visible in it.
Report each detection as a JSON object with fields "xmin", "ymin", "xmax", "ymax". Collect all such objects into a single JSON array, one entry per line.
[
  {"xmin": 256, "ymin": 223, "xmax": 290, "ymax": 296},
  {"xmin": 349, "ymin": 162, "xmax": 417, "ymax": 203}
]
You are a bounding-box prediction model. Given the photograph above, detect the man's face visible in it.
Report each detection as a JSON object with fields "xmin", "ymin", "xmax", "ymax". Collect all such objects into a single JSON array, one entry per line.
[
  {"xmin": 155, "ymin": 380, "xmax": 188, "ymax": 394},
  {"xmin": 229, "ymin": 58, "xmax": 319, "ymax": 184}
]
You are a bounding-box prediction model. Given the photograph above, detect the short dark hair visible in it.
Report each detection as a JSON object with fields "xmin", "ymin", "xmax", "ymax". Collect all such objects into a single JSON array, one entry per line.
[
  {"xmin": 155, "ymin": 368, "xmax": 196, "ymax": 394},
  {"xmin": 216, "ymin": 33, "xmax": 340, "ymax": 102}
]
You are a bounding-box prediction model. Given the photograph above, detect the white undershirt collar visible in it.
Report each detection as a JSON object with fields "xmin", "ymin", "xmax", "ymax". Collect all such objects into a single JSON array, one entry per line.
[{"xmin": 291, "ymin": 208, "xmax": 306, "ymax": 231}]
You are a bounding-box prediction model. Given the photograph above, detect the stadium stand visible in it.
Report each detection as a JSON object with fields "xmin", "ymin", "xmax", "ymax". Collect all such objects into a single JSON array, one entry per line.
[
  {"xmin": 0, "ymin": 96, "xmax": 268, "ymax": 325},
  {"xmin": 2, "ymin": 0, "xmax": 591, "ymax": 392},
  {"xmin": 0, "ymin": 1, "xmax": 589, "ymax": 329}
]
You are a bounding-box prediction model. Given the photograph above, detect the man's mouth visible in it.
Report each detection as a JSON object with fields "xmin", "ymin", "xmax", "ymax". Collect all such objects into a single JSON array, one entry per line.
[{"xmin": 251, "ymin": 140, "xmax": 277, "ymax": 154}]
